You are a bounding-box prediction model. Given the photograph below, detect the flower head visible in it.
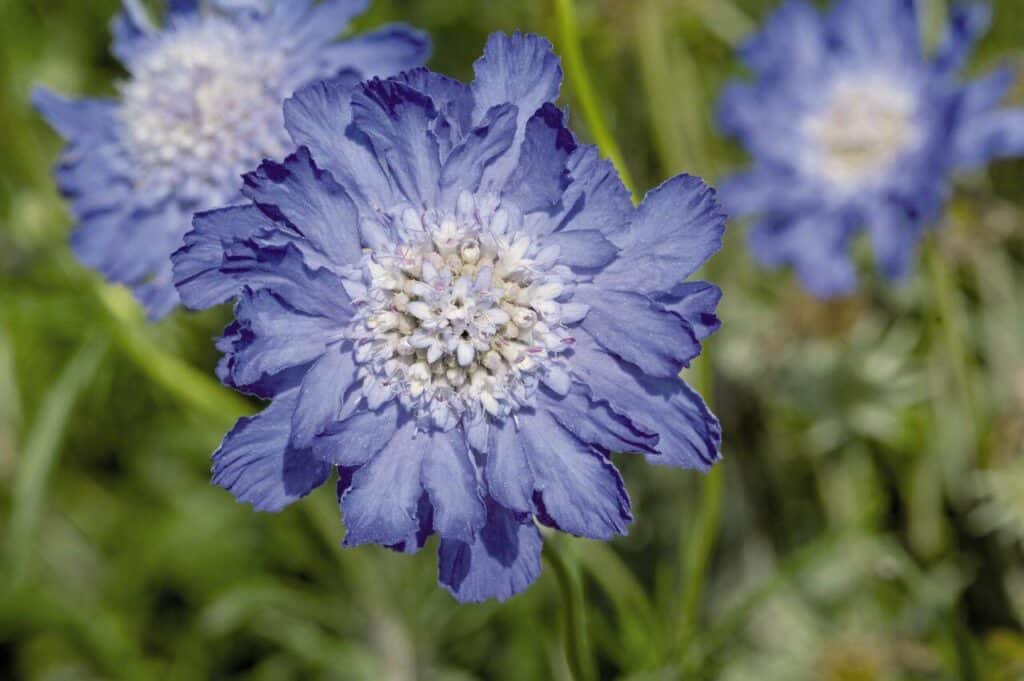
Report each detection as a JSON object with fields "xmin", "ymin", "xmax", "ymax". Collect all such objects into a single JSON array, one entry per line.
[
  {"xmin": 35, "ymin": 0, "xmax": 429, "ymax": 318},
  {"xmin": 718, "ymin": 0, "xmax": 1024, "ymax": 296},
  {"xmin": 172, "ymin": 33, "xmax": 725, "ymax": 602}
]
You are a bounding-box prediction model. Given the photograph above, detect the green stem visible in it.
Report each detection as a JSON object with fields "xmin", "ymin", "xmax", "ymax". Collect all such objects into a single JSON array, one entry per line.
[
  {"xmin": 675, "ymin": 463, "xmax": 723, "ymax": 662},
  {"xmin": 923, "ymin": 239, "xmax": 985, "ymax": 462},
  {"xmin": 575, "ymin": 540, "xmax": 661, "ymax": 667},
  {"xmin": 543, "ymin": 538, "xmax": 596, "ymax": 681},
  {"xmin": 95, "ymin": 283, "xmax": 254, "ymax": 425},
  {"xmin": 675, "ymin": 348, "xmax": 723, "ymax": 664},
  {"xmin": 553, "ymin": 0, "xmax": 637, "ymax": 199},
  {"xmin": 545, "ymin": 6, "xmax": 640, "ymax": 677}
]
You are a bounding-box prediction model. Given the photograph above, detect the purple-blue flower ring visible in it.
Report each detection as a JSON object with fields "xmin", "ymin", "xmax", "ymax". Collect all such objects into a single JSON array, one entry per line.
[
  {"xmin": 718, "ymin": 0, "xmax": 1024, "ymax": 297},
  {"xmin": 172, "ymin": 33, "xmax": 725, "ymax": 602},
  {"xmin": 34, "ymin": 0, "xmax": 430, "ymax": 318}
]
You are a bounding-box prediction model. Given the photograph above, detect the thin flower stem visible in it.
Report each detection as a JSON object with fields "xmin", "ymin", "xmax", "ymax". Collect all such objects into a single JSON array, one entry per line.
[
  {"xmin": 543, "ymin": 538, "xmax": 596, "ymax": 681},
  {"xmin": 553, "ymin": 0, "xmax": 726, "ymax": 660},
  {"xmin": 923, "ymin": 238, "xmax": 985, "ymax": 462},
  {"xmin": 553, "ymin": 0, "xmax": 637, "ymax": 200},
  {"xmin": 94, "ymin": 282, "xmax": 254, "ymax": 425},
  {"xmin": 546, "ymin": 4, "xmax": 638, "ymax": 677},
  {"xmin": 675, "ymin": 352, "xmax": 723, "ymax": 664}
]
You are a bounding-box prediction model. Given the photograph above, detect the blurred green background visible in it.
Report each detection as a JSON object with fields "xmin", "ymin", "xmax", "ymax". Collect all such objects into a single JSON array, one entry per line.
[{"xmin": 3, "ymin": 0, "xmax": 1024, "ymax": 679}]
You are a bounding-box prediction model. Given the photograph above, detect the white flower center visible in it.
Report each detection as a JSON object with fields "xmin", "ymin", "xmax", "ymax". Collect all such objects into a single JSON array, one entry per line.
[
  {"xmin": 803, "ymin": 75, "xmax": 920, "ymax": 190},
  {"xmin": 350, "ymin": 192, "xmax": 581, "ymax": 429},
  {"xmin": 119, "ymin": 19, "xmax": 289, "ymax": 202}
]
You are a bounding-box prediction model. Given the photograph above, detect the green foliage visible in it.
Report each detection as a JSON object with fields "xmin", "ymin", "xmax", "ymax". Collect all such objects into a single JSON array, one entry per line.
[{"xmin": 2, "ymin": 0, "xmax": 1024, "ymax": 679}]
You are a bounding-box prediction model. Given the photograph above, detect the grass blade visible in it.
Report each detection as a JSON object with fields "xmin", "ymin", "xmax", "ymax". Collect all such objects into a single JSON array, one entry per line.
[
  {"xmin": 6, "ymin": 332, "xmax": 109, "ymax": 585},
  {"xmin": 553, "ymin": 0, "xmax": 637, "ymax": 198}
]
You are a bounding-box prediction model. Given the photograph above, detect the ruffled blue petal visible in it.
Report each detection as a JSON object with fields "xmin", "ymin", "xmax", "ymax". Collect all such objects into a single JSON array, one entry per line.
[
  {"xmin": 570, "ymin": 337, "xmax": 720, "ymax": 470},
  {"xmin": 110, "ymin": 0, "xmax": 155, "ymax": 67},
  {"xmin": 865, "ymin": 203, "xmax": 926, "ymax": 281},
  {"xmin": 543, "ymin": 229, "xmax": 616, "ymax": 271},
  {"xmin": 503, "ymin": 103, "xmax": 575, "ymax": 216},
  {"xmin": 717, "ymin": 164, "xmax": 820, "ymax": 218},
  {"xmin": 32, "ymin": 87, "xmax": 118, "ymax": 142},
  {"xmin": 212, "ymin": 389, "xmax": 332, "ymax": 512},
  {"xmin": 471, "ymin": 32, "xmax": 563, "ymax": 183},
  {"xmin": 485, "ymin": 418, "xmax": 535, "ymax": 513},
  {"xmin": 739, "ymin": 0, "xmax": 826, "ymax": 78},
  {"xmin": 438, "ymin": 500, "xmax": 542, "ymax": 603},
  {"xmin": 397, "ymin": 68, "xmax": 475, "ymax": 155},
  {"xmin": 217, "ymin": 288, "xmax": 344, "ymax": 395},
  {"xmin": 717, "ymin": 81, "xmax": 818, "ymax": 165},
  {"xmin": 67, "ymin": 198, "xmax": 187, "ymax": 319},
  {"xmin": 350, "ymin": 78, "xmax": 442, "ymax": 207},
  {"xmin": 75, "ymin": 205, "xmax": 175, "ymax": 284},
  {"xmin": 174, "ymin": 210, "xmax": 353, "ymax": 319},
  {"xmin": 655, "ymin": 282, "xmax": 722, "ymax": 342},
  {"xmin": 282, "ymin": 72, "xmax": 399, "ymax": 216},
  {"xmin": 421, "ymin": 431, "xmax": 486, "ymax": 543},
  {"xmin": 471, "ymin": 32, "xmax": 562, "ymax": 128},
  {"xmin": 440, "ymin": 103, "xmax": 518, "ymax": 203},
  {"xmin": 382, "ymin": 492, "xmax": 434, "ymax": 555},
  {"xmin": 136, "ymin": 263, "xmax": 180, "ymax": 321},
  {"xmin": 955, "ymin": 108, "xmax": 1024, "ymax": 169},
  {"xmin": 173, "ymin": 206, "xmax": 276, "ymax": 309},
  {"xmin": 749, "ymin": 212, "xmax": 858, "ymax": 298},
  {"xmin": 577, "ymin": 287, "xmax": 701, "ymax": 377},
  {"xmin": 242, "ymin": 148, "xmax": 362, "ymax": 268},
  {"xmin": 314, "ymin": 403, "xmax": 400, "ymax": 467},
  {"xmin": 165, "ymin": 0, "xmax": 199, "ymax": 18},
  {"xmin": 554, "ymin": 146, "xmax": 633, "ymax": 238},
  {"xmin": 538, "ymin": 384, "xmax": 659, "ymax": 455},
  {"xmin": 282, "ymin": 70, "xmax": 362, "ymax": 145},
  {"xmin": 597, "ymin": 174, "xmax": 725, "ymax": 295},
  {"xmin": 826, "ymin": 0, "xmax": 921, "ymax": 68},
  {"xmin": 315, "ymin": 24, "xmax": 432, "ymax": 80},
  {"xmin": 953, "ymin": 68, "xmax": 1024, "ymax": 169},
  {"xmin": 933, "ymin": 3, "xmax": 991, "ymax": 76},
  {"xmin": 340, "ymin": 419, "xmax": 427, "ymax": 547},
  {"xmin": 633, "ymin": 375, "xmax": 722, "ymax": 470},
  {"xmin": 335, "ymin": 466, "xmax": 432, "ymax": 557},
  {"xmin": 518, "ymin": 409, "xmax": 631, "ymax": 540},
  {"xmin": 569, "ymin": 335, "xmax": 720, "ymax": 473},
  {"xmin": 278, "ymin": 0, "xmax": 367, "ymax": 47},
  {"xmin": 291, "ymin": 344, "xmax": 357, "ymax": 448}
]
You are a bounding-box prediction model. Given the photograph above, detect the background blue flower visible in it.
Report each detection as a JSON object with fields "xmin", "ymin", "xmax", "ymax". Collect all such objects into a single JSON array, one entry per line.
[
  {"xmin": 34, "ymin": 0, "xmax": 429, "ymax": 318},
  {"xmin": 718, "ymin": 0, "xmax": 1024, "ymax": 297},
  {"xmin": 173, "ymin": 32, "xmax": 725, "ymax": 602}
]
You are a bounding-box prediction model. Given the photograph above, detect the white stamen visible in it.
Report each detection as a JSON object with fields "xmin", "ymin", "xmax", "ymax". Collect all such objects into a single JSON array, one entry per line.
[
  {"xmin": 119, "ymin": 18, "xmax": 289, "ymax": 202},
  {"xmin": 802, "ymin": 74, "xmax": 920, "ymax": 191},
  {"xmin": 348, "ymin": 193, "xmax": 577, "ymax": 427}
]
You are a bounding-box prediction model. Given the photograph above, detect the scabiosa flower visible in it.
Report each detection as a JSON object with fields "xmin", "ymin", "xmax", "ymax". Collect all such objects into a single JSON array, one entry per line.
[
  {"xmin": 718, "ymin": 0, "xmax": 1024, "ymax": 297},
  {"xmin": 171, "ymin": 33, "xmax": 724, "ymax": 602},
  {"xmin": 34, "ymin": 0, "xmax": 429, "ymax": 318}
]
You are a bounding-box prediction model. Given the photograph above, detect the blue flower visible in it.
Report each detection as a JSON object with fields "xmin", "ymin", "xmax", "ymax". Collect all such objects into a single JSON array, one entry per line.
[
  {"xmin": 718, "ymin": 0, "xmax": 1024, "ymax": 297},
  {"xmin": 34, "ymin": 0, "xmax": 429, "ymax": 318},
  {"xmin": 172, "ymin": 33, "xmax": 725, "ymax": 602}
]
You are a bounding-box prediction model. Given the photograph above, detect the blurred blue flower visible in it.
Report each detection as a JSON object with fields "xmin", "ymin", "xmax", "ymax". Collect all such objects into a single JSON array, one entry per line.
[
  {"xmin": 172, "ymin": 33, "xmax": 724, "ymax": 602},
  {"xmin": 718, "ymin": 0, "xmax": 1024, "ymax": 297},
  {"xmin": 34, "ymin": 0, "xmax": 429, "ymax": 318}
]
